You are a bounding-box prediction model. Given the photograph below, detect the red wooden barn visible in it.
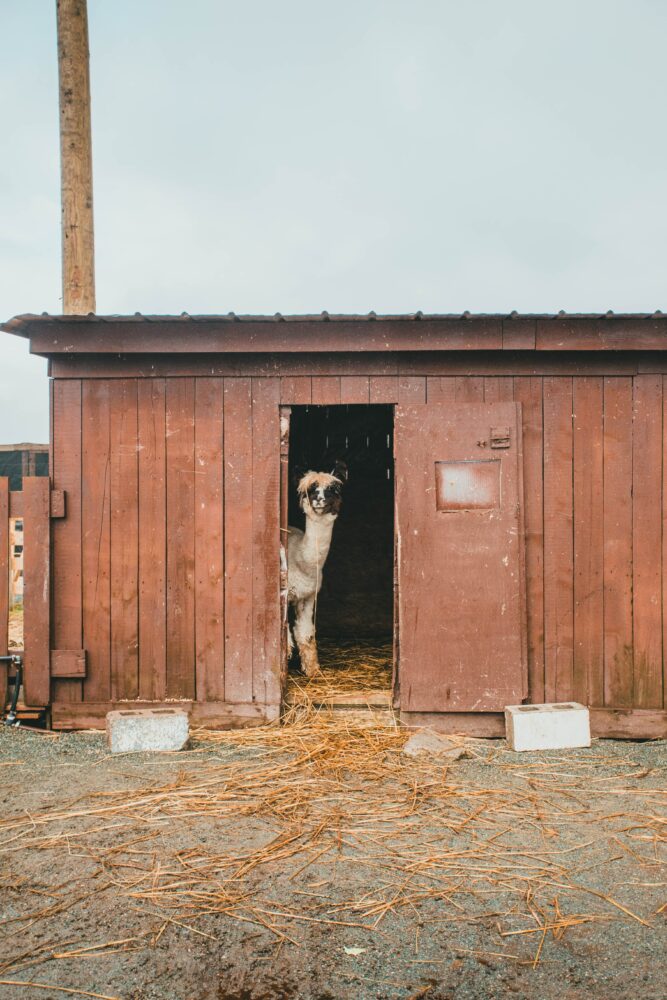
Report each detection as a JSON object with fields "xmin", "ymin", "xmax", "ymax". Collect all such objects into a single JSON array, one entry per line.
[{"xmin": 2, "ymin": 311, "xmax": 667, "ymax": 738}]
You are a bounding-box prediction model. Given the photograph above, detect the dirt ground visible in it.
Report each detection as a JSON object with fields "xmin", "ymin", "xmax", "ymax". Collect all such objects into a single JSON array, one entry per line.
[{"xmin": 0, "ymin": 707, "xmax": 664, "ymax": 1000}]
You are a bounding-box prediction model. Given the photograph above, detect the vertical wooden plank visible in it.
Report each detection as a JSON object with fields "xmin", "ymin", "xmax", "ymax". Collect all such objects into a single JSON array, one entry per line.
[
  {"xmin": 573, "ymin": 378, "xmax": 604, "ymax": 705},
  {"xmin": 252, "ymin": 378, "xmax": 281, "ymax": 707},
  {"xmin": 340, "ymin": 376, "xmax": 370, "ymax": 404},
  {"xmin": 398, "ymin": 377, "xmax": 426, "ymax": 404},
  {"xmin": 513, "ymin": 378, "xmax": 545, "ymax": 702},
  {"xmin": 224, "ymin": 378, "xmax": 253, "ymax": 703},
  {"xmin": 454, "ymin": 377, "xmax": 484, "ymax": 401},
  {"xmin": 194, "ymin": 377, "xmax": 225, "ymax": 702},
  {"xmin": 280, "ymin": 376, "xmax": 311, "ymax": 404},
  {"xmin": 426, "ymin": 377, "xmax": 456, "ymax": 403},
  {"xmin": 0, "ymin": 478, "xmax": 8, "ymax": 664},
  {"xmin": 23, "ymin": 478, "xmax": 50, "ymax": 706},
  {"xmin": 603, "ymin": 378, "xmax": 633, "ymax": 707},
  {"xmin": 369, "ymin": 376, "xmax": 399, "ymax": 403},
  {"xmin": 165, "ymin": 378, "xmax": 195, "ymax": 700},
  {"xmin": 484, "ymin": 377, "xmax": 514, "ymax": 402},
  {"xmin": 543, "ymin": 378, "xmax": 574, "ymax": 703},
  {"xmin": 109, "ymin": 380, "xmax": 139, "ymax": 701},
  {"xmin": 51, "ymin": 380, "xmax": 83, "ymax": 702},
  {"xmin": 632, "ymin": 375, "xmax": 663, "ymax": 707},
  {"xmin": 82, "ymin": 381, "xmax": 111, "ymax": 703},
  {"xmin": 137, "ymin": 380, "xmax": 167, "ymax": 701},
  {"xmin": 663, "ymin": 377, "xmax": 667, "ymax": 710},
  {"xmin": 279, "ymin": 406, "xmax": 291, "ymax": 694},
  {"xmin": 311, "ymin": 376, "xmax": 341, "ymax": 405}
]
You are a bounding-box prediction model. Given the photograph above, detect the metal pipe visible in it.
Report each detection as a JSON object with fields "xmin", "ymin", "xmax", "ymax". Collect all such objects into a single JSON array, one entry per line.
[{"xmin": 1, "ymin": 655, "xmax": 24, "ymax": 726}]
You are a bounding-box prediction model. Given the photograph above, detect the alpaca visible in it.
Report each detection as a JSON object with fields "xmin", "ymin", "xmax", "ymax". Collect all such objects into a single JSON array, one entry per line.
[{"xmin": 287, "ymin": 462, "xmax": 347, "ymax": 676}]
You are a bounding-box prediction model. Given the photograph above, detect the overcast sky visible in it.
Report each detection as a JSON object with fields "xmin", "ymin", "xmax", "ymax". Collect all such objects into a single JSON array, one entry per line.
[{"xmin": 2, "ymin": 0, "xmax": 667, "ymax": 441}]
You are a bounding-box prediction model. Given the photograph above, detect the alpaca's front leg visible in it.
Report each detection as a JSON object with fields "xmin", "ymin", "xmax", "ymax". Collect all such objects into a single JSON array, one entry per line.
[{"xmin": 294, "ymin": 596, "xmax": 321, "ymax": 677}]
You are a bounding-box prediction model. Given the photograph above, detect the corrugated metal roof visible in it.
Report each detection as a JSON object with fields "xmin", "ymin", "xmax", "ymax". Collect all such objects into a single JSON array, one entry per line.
[{"xmin": 2, "ymin": 309, "xmax": 666, "ymax": 336}]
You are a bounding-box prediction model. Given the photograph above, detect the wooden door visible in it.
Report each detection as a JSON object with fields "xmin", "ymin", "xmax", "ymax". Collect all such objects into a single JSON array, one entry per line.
[
  {"xmin": 395, "ymin": 402, "xmax": 526, "ymax": 712},
  {"xmin": 279, "ymin": 407, "xmax": 291, "ymax": 695}
]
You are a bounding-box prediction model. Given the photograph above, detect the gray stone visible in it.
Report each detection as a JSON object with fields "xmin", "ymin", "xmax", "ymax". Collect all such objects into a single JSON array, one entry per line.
[
  {"xmin": 106, "ymin": 708, "xmax": 189, "ymax": 754},
  {"xmin": 402, "ymin": 728, "xmax": 467, "ymax": 760}
]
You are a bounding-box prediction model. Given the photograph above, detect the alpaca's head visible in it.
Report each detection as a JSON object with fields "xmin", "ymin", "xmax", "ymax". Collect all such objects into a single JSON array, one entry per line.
[{"xmin": 297, "ymin": 461, "xmax": 348, "ymax": 520}]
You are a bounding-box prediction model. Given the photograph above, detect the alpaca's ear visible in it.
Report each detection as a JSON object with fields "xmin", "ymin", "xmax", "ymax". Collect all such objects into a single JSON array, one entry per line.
[{"xmin": 332, "ymin": 460, "xmax": 348, "ymax": 483}]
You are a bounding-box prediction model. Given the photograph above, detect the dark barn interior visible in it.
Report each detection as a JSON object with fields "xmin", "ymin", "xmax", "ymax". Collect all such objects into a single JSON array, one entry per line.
[{"xmin": 287, "ymin": 405, "xmax": 394, "ymax": 686}]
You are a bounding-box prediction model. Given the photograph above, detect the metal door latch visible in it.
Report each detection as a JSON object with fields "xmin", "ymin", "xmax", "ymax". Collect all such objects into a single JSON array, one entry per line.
[{"xmin": 490, "ymin": 426, "xmax": 511, "ymax": 449}]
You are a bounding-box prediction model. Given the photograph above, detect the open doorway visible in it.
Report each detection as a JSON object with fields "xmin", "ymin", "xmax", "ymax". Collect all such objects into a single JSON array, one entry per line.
[{"xmin": 283, "ymin": 404, "xmax": 394, "ymax": 700}]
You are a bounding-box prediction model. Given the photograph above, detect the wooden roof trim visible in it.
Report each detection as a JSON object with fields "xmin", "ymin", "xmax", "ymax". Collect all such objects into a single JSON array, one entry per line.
[{"xmin": 4, "ymin": 312, "xmax": 667, "ymax": 354}]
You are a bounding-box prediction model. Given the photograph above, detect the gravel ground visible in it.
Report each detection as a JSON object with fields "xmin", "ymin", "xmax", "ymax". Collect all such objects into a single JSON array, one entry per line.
[{"xmin": 0, "ymin": 722, "xmax": 664, "ymax": 1000}]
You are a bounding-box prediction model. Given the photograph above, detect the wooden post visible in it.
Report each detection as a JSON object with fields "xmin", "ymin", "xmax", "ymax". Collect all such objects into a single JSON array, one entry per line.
[
  {"xmin": 23, "ymin": 478, "xmax": 51, "ymax": 706},
  {"xmin": 56, "ymin": 0, "xmax": 95, "ymax": 314}
]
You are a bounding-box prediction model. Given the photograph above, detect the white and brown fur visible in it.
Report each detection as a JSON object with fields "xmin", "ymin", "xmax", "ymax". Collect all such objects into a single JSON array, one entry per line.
[{"xmin": 287, "ymin": 463, "xmax": 347, "ymax": 676}]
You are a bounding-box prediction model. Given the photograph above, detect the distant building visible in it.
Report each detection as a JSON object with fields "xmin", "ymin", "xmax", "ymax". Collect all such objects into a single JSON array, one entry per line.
[
  {"xmin": 0, "ymin": 442, "xmax": 49, "ymax": 490},
  {"xmin": 0, "ymin": 443, "xmax": 48, "ymax": 606}
]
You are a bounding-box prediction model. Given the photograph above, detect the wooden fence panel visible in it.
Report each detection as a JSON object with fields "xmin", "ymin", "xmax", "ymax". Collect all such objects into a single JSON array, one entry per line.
[
  {"xmin": 664, "ymin": 378, "xmax": 667, "ymax": 711},
  {"xmin": 52, "ymin": 379, "xmax": 83, "ymax": 702},
  {"xmin": 0, "ymin": 478, "xmax": 8, "ymax": 666},
  {"xmin": 23, "ymin": 478, "xmax": 50, "ymax": 706},
  {"xmin": 82, "ymin": 381, "xmax": 112, "ymax": 703}
]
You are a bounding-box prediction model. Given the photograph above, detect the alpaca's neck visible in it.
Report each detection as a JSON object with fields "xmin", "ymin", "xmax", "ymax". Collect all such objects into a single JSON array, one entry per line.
[{"xmin": 301, "ymin": 513, "xmax": 335, "ymax": 567}]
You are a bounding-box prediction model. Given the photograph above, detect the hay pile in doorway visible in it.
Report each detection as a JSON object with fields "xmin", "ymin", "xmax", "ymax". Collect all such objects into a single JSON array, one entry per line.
[{"xmin": 288, "ymin": 639, "xmax": 393, "ymax": 697}]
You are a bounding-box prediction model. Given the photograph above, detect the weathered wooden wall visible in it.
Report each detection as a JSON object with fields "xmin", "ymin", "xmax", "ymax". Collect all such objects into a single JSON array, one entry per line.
[
  {"xmin": 49, "ymin": 364, "xmax": 667, "ymax": 733},
  {"xmin": 50, "ymin": 376, "xmax": 281, "ymax": 727}
]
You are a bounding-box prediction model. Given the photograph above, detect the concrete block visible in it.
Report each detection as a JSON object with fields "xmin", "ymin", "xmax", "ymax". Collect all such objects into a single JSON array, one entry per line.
[
  {"xmin": 505, "ymin": 703, "xmax": 590, "ymax": 752},
  {"xmin": 106, "ymin": 708, "xmax": 189, "ymax": 754},
  {"xmin": 402, "ymin": 728, "xmax": 468, "ymax": 760}
]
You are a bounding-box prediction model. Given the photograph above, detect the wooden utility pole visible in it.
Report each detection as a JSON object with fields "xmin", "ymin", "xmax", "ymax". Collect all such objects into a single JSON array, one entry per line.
[{"xmin": 56, "ymin": 0, "xmax": 95, "ymax": 313}]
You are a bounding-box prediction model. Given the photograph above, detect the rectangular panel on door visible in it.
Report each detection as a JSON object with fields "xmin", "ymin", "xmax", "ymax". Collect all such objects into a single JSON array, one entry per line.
[{"xmin": 395, "ymin": 402, "xmax": 526, "ymax": 712}]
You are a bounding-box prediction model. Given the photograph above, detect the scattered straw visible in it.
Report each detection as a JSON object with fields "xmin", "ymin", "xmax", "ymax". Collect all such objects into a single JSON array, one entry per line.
[{"xmin": 0, "ymin": 641, "xmax": 663, "ymax": 982}]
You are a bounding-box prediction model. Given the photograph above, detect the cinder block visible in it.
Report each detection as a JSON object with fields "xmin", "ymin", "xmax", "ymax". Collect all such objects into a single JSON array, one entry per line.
[
  {"xmin": 106, "ymin": 708, "xmax": 189, "ymax": 753},
  {"xmin": 504, "ymin": 703, "xmax": 590, "ymax": 752}
]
